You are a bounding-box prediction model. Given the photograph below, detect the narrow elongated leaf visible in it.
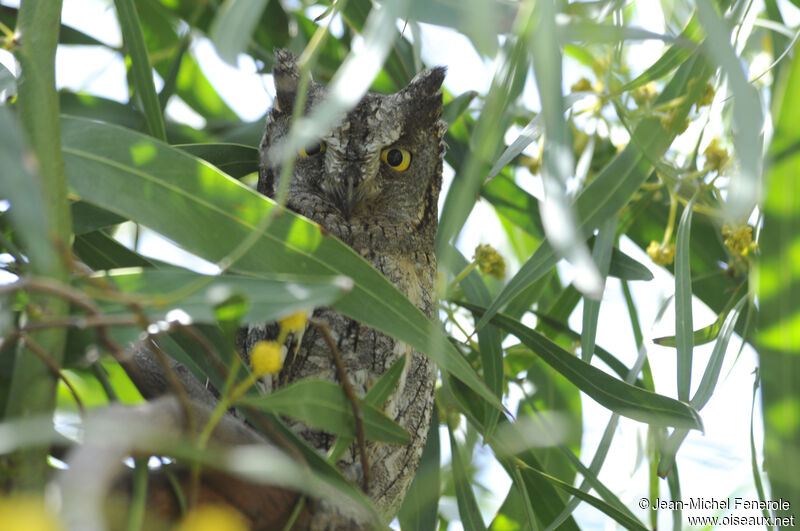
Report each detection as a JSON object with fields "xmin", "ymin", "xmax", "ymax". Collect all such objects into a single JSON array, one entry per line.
[
  {"xmin": 210, "ymin": 0, "xmax": 270, "ymax": 64},
  {"xmin": 514, "ymin": 311, "xmax": 647, "ymax": 388},
  {"xmin": 328, "ymin": 356, "xmax": 406, "ymax": 462},
  {"xmin": 757, "ymin": 46, "xmax": 800, "ymax": 517},
  {"xmin": 487, "ymin": 92, "xmax": 587, "ymax": 181},
  {"xmin": 696, "ymin": 0, "xmax": 763, "ymax": 219},
  {"xmin": 443, "ymin": 246, "xmax": 503, "ymax": 435},
  {"xmin": 449, "ymin": 425, "xmax": 488, "ymax": 531},
  {"xmin": 459, "ymin": 302, "xmax": 703, "ymax": 430},
  {"xmin": 618, "ymin": 14, "xmax": 703, "ymax": 93},
  {"xmin": 657, "ymin": 295, "xmax": 746, "ymax": 476},
  {"xmin": 0, "ymin": 61, "xmax": 16, "ymax": 100},
  {"xmin": 97, "ymin": 268, "xmax": 352, "ymax": 326},
  {"xmin": 533, "ymin": 0, "xmax": 602, "ymax": 300},
  {"xmin": 581, "ymin": 216, "xmax": 616, "ymax": 361},
  {"xmin": 436, "ymin": 18, "xmax": 533, "ymax": 263},
  {"xmin": 0, "ymin": 108, "xmax": 55, "ymax": 271},
  {"xmin": 443, "ymin": 376, "xmax": 579, "ymax": 530},
  {"xmin": 174, "ymin": 144, "xmax": 259, "ymax": 179},
  {"xmin": 240, "ymin": 379, "xmax": 409, "ymax": 444},
  {"xmin": 475, "ymin": 51, "xmax": 713, "ymax": 332},
  {"xmin": 60, "ymin": 116, "xmax": 502, "ymax": 411},
  {"xmin": 113, "ymin": 0, "xmax": 167, "ymax": 141},
  {"xmin": 675, "ymin": 195, "xmax": 697, "ymax": 402},
  {"xmin": 0, "ymin": 6, "xmax": 111, "ymax": 48},
  {"xmin": 398, "ymin": 408, "xmax": 440, "ymax": 531},
  {"xmin": 71, "ymin": 201, "xmax": 126, "ymax": 234},
  {"xmin": 73, "ymin": 231, "xmax": 154, "ymax": 270},
  {"xmin": 654, "ymin": 282, "xmax": 747, "ymax": 347},
  {"xmin": 482, "ymin": 176, "xmax": 653, "ymax": 281},
  {"xmin": 521, "ymin": 464, "xmax": 648, "ymax": 531}
]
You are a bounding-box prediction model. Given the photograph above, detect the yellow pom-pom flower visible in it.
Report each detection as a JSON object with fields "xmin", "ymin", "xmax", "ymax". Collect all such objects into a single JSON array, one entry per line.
[
  {"xmin": 175, "ymin": 504, "xmax": 249, "ymax": 531},
  {"xmin": 647, "ymin": 240, "xmax": 675, "ymax": 266},
  {"xmin": 279, "ymin": 311, "xmax": 308, "ymax": 334},
  {"xmin": 0, "ymin": 495, "xmax": 61, "ymax": 531},
  {"xmin": 474, "ymin": 244, "xmax": 506, "ymax": 280},
  {"xmin": 722, "ymin": 223, "xmax": 758, "ymax": 259},
  {"xmin": 703, "ymin": 137, "xmax": 729, "ymax": 173},
  {"xmin": 250, "ymin": 341, "xmax": 283, "ymax": 376}
]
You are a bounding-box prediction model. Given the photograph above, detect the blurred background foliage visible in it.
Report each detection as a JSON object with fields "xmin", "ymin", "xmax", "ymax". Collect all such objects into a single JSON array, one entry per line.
[{"xmin": 0, "ymin": 0, "xmax": 799, "ymax": 529}]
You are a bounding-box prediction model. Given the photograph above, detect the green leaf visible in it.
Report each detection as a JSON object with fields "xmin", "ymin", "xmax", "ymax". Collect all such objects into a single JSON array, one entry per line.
[
  {"xmin": 757, "ymin": 43, "xmax": 800, "ymax": 355},
  {"xmin": 0, "ymin": 108, "xmax": 55, "ymax": 272},
  {"xmin": 60, "ymin": 116, "xmax": 503, "ymax": 412},
  {"xmin": 113, "ymin": 0, "xmax": 167, "ymax": 141},
  {"xmin": 60, "ymin": 91, "xmax": 205, "ymax": 144},
  {"xmin": 459, "ymin": 302, "xmax": 703, "ymax": 430},
  {"xmin": 442, "ymin": 90, "xmax": 479, "ymax": 126},
  {"xmin": 210, "ymin": 0, "xmax": 270, "ymax": 65},
  {"xmin": 443, "ymin": 246, "xmax": 503, "ymax": 436},
  {"xmin": 448, "ymin": 425, "xmax": 488, "ymax": 531},
  {"xmin": 519, "ymin": 465, "xmax": 648, "ymax": 531},
  {"xmin": 175, "ymin": 143, "xmax": 259, "ymax": 179},
  {"xmin": 482, "ymin": 175, "xmax": 653, "ymax": 282},
  {"xmin": 581, "ymin": 216, "xmax": 616, "ymax": 362},
  {"xmin": 617, "ymin": 14, "xmax": 703, "ymax": 93},
  {"xmin": 133, "ymin": 0, "xmax": 240, "ymax": 122},
  {"xmin": 71, "ymin": 201, "xmax": 126, "ymax": 234},
  {"xmin": 240, "ymin": 379, "xmax": 409, "ymax": 444},
  {"xmin": 398, "ymin": 408, "xmax": 440, "ymax": 531},
  {"xmin": 73, "ymin": 231, "xmax": 154, "ymax": 270},
  {"xmin": 608, "ymin": 247, "xmax": 654, "ymax": 281},
  {"xmin": 97, "ymin": 268, "xmax": 351, "ymax": 326},
  {"xmin": 674, "ymin": 195, "xmax": 697, "ymax": 402},
  {"xmin": 654, "ymin": 282, "xmax": 746, "ymax": 348},
  {"xmin": 513, "ymin": 310, "xmax": 647, "ymax": 388},
  {"xmin": 757, "ymin": 43, "xmax": 800, "ymax": 518},
  {"xmin": 437, "ymin": 21, "xmax": 533, "ymax": 265},
  {"xmin": 474, "ymin": 50, "xmax": 713, "ymax": 332},
  {"xmin": 0, "ymin": 6, "xmax": 110, "ymax": 48},
  {"xmin": 328, "ymin": 356, "xmax": 407, "ymax": 462},
  {"xmin": 532, "ymin": 0, "xmax": 602, "ymax": 300},
  {"xmin": 696, "ymin": 0, "xmax": 762, "ymax": 219},
  {"xmin": 0, "ymin": 61, "xmax": 17, "ymax": 100}
]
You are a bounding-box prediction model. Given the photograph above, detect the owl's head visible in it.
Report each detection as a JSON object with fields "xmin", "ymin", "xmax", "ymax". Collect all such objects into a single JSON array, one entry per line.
[{"xmin": 258, "ymin": 50, "xmax": 446, "ymax": 250}]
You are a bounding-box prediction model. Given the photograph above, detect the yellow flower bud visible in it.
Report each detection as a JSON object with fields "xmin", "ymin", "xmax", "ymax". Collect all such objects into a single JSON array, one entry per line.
[
  {"xmin": 0, "ymin": 495, "xmax": 61, "ymax": 531},
  {"xmin": 647, "ymin": 241, "xmax": 675, "ymax": 266},
  {"xmin": 659, "ymin": 110, "xmax": 689, "ymax": 134},
  {"xmin": 703, "ymin": 137, "xmax": 729, "ymax": 173},
  {"xmin": 474, "ymin": 244, "xmax": 506, "ymax": 280},
  {"xmin": 571, "ymin": 77, "xmax": 593, "ymax": 93},
  {"xmin": 251, "ymin": 341, "xmax": 282, "ymax": 376},
  {"xmin": 175, "ymin": 504, "xmax": 249, "ymax": 531},
  {"xmin": 722, "ymin": 223, "xmax": 758, "ymax": 259},
  {"xmin": 279, "ymin": 311, "xmax": 307, "ymax": 334},
  {"xmin": 632, "ymin": 82, "xmax": 658, "ymax": 107},
  {"xmin": 696, "ymin": 82, "xmax": 715, "ymax": 108}
]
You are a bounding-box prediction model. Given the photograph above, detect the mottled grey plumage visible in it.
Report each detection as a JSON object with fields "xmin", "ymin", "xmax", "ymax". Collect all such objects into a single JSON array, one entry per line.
[{"xmin": 238, "ymin": 50, "xmax": 446, "ymax": 528}]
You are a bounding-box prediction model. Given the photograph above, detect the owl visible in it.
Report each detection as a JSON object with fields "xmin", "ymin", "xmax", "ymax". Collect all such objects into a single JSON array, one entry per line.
[{"xmin": 238, "ymin": 50, "xmax": 446, "ymax": 528}]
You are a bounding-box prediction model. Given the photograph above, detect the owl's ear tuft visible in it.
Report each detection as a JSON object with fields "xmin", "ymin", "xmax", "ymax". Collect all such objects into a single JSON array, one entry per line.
[
  {"xmin": 273, "ymin": 49, "xmax": 301, "ymax": 113},
  {"xmin": 403, "ymin": 67, "xmax": 446, "ymax": 99}
]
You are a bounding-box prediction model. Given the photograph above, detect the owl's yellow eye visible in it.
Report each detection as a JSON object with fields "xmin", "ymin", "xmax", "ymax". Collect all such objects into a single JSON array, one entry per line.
[
  {"xmin": 381, "ymin": 147, "xmax": 412, "ymax": 171},
  {"xmin": 298, "ymin": 141, "xmax": 326, "ymax": 157}
]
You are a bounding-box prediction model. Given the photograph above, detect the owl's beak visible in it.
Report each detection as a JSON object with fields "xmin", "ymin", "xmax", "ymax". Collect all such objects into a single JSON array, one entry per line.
[{"xmin": 337, "ymin": 172, "xmax": 358, "ymax": 219}]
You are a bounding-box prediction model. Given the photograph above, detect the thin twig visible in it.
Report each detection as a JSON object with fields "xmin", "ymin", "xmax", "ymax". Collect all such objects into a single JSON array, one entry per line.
[
  {"xmin": 146, "ymin": 336, "xmax": 196, "ymax": 436},
  {"xmin": 20, "ymin": 332, "xmax": 85, "ymax": 416},
  {"xmin": 20, "ymin": 314, "xmax": 140, "ymax": 331},
  {"xmin": 309, "ymin": 318, "xmax": 369, "ymax": 491}
]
